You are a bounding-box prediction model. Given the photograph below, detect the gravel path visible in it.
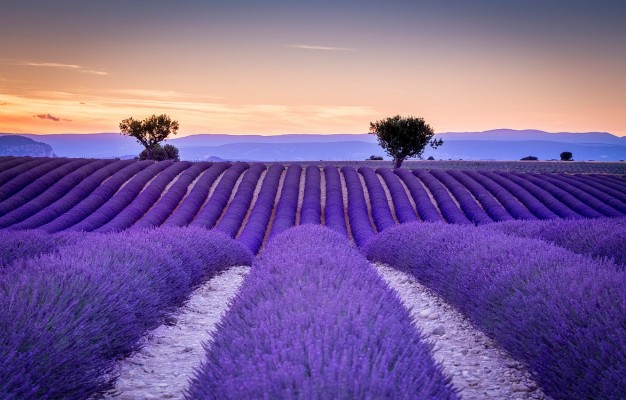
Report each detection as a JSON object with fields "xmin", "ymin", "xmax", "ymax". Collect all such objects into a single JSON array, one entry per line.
[
  {"xmin": 375, "ymin": 263, "xmax": 550, "ymax": 400},
  {"xmin": 101, "ymin": 266, "xmax": 250, "ymax": 400}
]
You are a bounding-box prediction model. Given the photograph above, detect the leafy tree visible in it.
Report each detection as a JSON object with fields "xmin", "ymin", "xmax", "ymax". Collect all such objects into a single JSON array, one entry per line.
[
  {"xmin": 138, "ymin": 143, "xmax": 180, "ymax": 161},
  {"xmin": 427, "ymin": 156, "xmax": 435, "ymax": 161},
  {"xmin": 368, "ymin": 155, "xmax": 384, "ymax": 161},
  {"xmin": 521, "ymin": 156, "xmax": 539, "ymax": 161},
  {"xmin": 560, "ymin": 151, "xmax": 573, "ymax": 161},
  {"xmin": 119, "ymin": 114, "xmax": 179, "ymax": 160},
  {"xmin": 369, "ymin": 115, "xmax": 443, "ymax": 168}
]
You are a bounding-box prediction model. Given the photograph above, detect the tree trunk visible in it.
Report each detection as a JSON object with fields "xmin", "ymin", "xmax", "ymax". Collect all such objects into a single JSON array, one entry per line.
[
  {"xmin": 146, "ymin": 147, "xmax": 153, "ymax": 160},
  {"xmin": 393, "ymin": 157, "xmax": 403, "ymax": 169}
]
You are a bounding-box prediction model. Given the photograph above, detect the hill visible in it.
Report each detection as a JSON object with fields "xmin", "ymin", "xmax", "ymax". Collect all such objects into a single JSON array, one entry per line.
[
  {"xmin": 1, "ymin": 129, "xmax": 624, "ymax": 161},
  {"xmin": 0, "ymin": 135, "xmax": 56, "ymax": 157}
]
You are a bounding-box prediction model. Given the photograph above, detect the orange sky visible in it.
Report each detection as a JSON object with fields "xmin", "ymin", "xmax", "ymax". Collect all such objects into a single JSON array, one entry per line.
[{"xmin": 1, "ymin": 1, "xmax": 625, "ymax": 136}]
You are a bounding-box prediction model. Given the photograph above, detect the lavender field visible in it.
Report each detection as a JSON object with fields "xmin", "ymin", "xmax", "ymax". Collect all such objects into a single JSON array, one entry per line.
[{"xmin": 1, "ymin": 155, "xmax": 625, "ymax": 399}]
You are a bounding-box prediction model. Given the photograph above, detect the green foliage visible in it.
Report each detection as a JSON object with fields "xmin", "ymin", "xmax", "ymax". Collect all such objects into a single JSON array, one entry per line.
[
  {"xmin": 119, "ymin": 114, "xmax": 179, "ymax": 160},
  {"xmin": 369, "ymin": 115, "xmax": 442, "ymax": 168},
  {"xmin": 139, "ymin": 144, "xmax": 180, "ymax": 161},
  {"xmin": 560, "ymin": 151, "xmax": 573, "ymax": 161},
  {"xmin": 521, "ymin": 156, "xmax": 539, "ymax": 161},
  {"xmin": 427, "ymin": 156, "xmax": 435, "ymax": 161},
  {"xmin": 367, "ymin": 155, "xmax": 384, "ymax": 161}
]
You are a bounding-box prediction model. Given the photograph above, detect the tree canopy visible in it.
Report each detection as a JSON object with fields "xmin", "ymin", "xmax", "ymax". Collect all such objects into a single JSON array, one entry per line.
[
  {"xmin": 369, "ymin": 115, "xmax": 442, "ymax": 168},
  {"xmin": 138, "ymin": 143, "xmax": 180, "ymax": 161},
  {"xmin": 560, "ymin": 151, "xmax": 573, "ymax": 161},
  {"xmin": 119, "ymin": 114, "xmax": 179, "ymax": 160}
]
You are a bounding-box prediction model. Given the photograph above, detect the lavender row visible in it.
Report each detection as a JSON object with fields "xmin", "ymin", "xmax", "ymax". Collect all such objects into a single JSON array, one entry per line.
[
  {"xmin": 237, "ymin": 164, "xmax": 284, "ymax": 254},
  {"xmin": 486, "ymin": 217, "xmax": 626, "ymax": 267},
  {"xmin": 461, "ymin": 171, "xmax": 536, "ymax": 220},
  {"xmin": 132, "ymin": 162, "xmax": 213, "ymax": 229},
  {"xmin": 323, "ymin": 166, "xmax": 349, "ymax": 236},
  {"xmin": 570, "ymin": 174, "xmax": 626, "ymax": 203},
  {"xmin": 395, "ymin": 169, "xmax": 443, "ymax": 222},
  {"xmin": 0, "ymin": 159, "xmax": 112, "ymax": 228},
  {"xmin": 12, "ymin": 160, "xmax": 135, "ymax": 230},
  {"xmin": 480, "ymin": 171, "xmax": 558, "ymax": 219},
  {"xmin": 187, "ymin": 225, "xmax": 457, "ymax": 399},
  {"xmin": 413, "ymin": 170, "xmax": 471, "ymax": 224},
  {"xmin": 496, "ymin": 172, "xmax": 580, "ymax": 219},
  {"xmin": 0, "ymin": 156, "xmax": 27, "ymax": 171},
  {"xmin": 268, "ymin": 164, "xmax": 302, "ymax": 239},
  {"xmin": 300, "ymin": 165, "xmax": 321, "ymax": 225},
  {"xmin": 215, "ymin": 163, "xmax": 266, "ymax": 237},
  {"xmin": 429, "ymin": 170, "xmax": 493, "ymax": 224},
  {"xmin": 341, "ymin": 166, "xmax": 375, "ymax": 247},
  {"xmin": 95, "ymin": 161, "xmax": 193, "ymax": 233},
  {"xmin": 446, "ymin": 170, "xmax": 515, "ymax": 222},
  {"xmin": 0, "ymin": 227, "xmax": 253, "ymax": 399},
  {"xmin": 365, "ymin": 222, "xmax": 626, "ymax": 399},
  {"xmin": 163, "ymin": 162, "xmax": 231, "ymax": 227},
  {"xmin": 358, "ymin": 167, "xmax": 396, "ymax": 231},
  {"xmin": 190, "ymin": 162, "xmax": 249, "ymax": 228},
  {"xmin": 0, "ymin": 157, "xmax": 54, "ymax": 187},
  {"xmin": 515, "ymin": 173, "xmax": 602, "ymax": 218},
  {"xmin": 376, "ymin": 168, "xmax": 418, "ymax": 223},
  {"xmin": 0, "ymin": 158, "xmax": 73, "ymax": 203},
  {"xmin": 67, "ymin": 161, "xmax": 173, "ymax": 232},
  {"xmin": 39, "ymin": 161, "xmax": 153, "ymax": 232},
  {"xmin": 554, "ymin": 174, "xmax": 626, "ymax": 214},
  {"xmin": 531, "ymin": 173, "xmax": 624, "ymax": 217},
  {"xmin": 586, "ymin": 174, "xmax": 626, "ymax": 195}
]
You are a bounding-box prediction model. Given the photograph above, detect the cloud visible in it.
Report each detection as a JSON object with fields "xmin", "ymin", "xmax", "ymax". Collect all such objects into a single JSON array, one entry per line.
[
  {"xmin": 33, "ymin": 113, "xmax": 72, "ymax": 122},
  {"xmin": 286, "ymin": 44, "xmax": 356, "ymax": 52},
  {"xmin": 20, "ymin": 62, "xmax": 109, "ymax": 76}
]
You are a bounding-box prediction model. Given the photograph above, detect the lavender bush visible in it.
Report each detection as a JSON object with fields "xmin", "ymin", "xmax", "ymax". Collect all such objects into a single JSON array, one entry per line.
[
  {"xmin": 0, "ymin": 230, "xmax": 82, "ymax": 267},
  {"xmin": 186, "ymin": 225, "xmax": 457, "ymax": 399},
  {"xmin": 364, "ymin": 222, "xmax": 626, "ymax": 399},
  {"xmin": 268, "ymin": 164, "xmax": 302, "ymax": 239},
  {"xmin": 163, "ymin": 162, "xmax": 231, "ymax": 227},
  {"xmin": 237, "ymin": 164, "xmax": 284, "ymax": 254},
  {"xmin": 486, "ymin": 217, "xmax": 626, "ymax": 267},
  {"xmin": 0, "ymin": 227, "xmax": 252, "ymax": 399},
  {"xmin": 341, "ymin": 166, "xmax": 375, "ymax": 246},
  {"xmin": 323, "ymin": 166, "xmax": 348, "ymax": 236},
  {"xmin": 300, "ymin": 165, "xmax": 321, "ymax": 225},
  {"xmin": 358, "ymin": 167, "xmax": 396, "ymax": 231},
  {"xmin": 215, "ymin": 163, "xmax": 266, "ymax": 237}
]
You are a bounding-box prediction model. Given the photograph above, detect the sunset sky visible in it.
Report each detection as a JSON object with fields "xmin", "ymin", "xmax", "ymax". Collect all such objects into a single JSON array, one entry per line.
[{"xmin": 1, "ymin": 0, "xmax": 625, "ymax": 136}]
